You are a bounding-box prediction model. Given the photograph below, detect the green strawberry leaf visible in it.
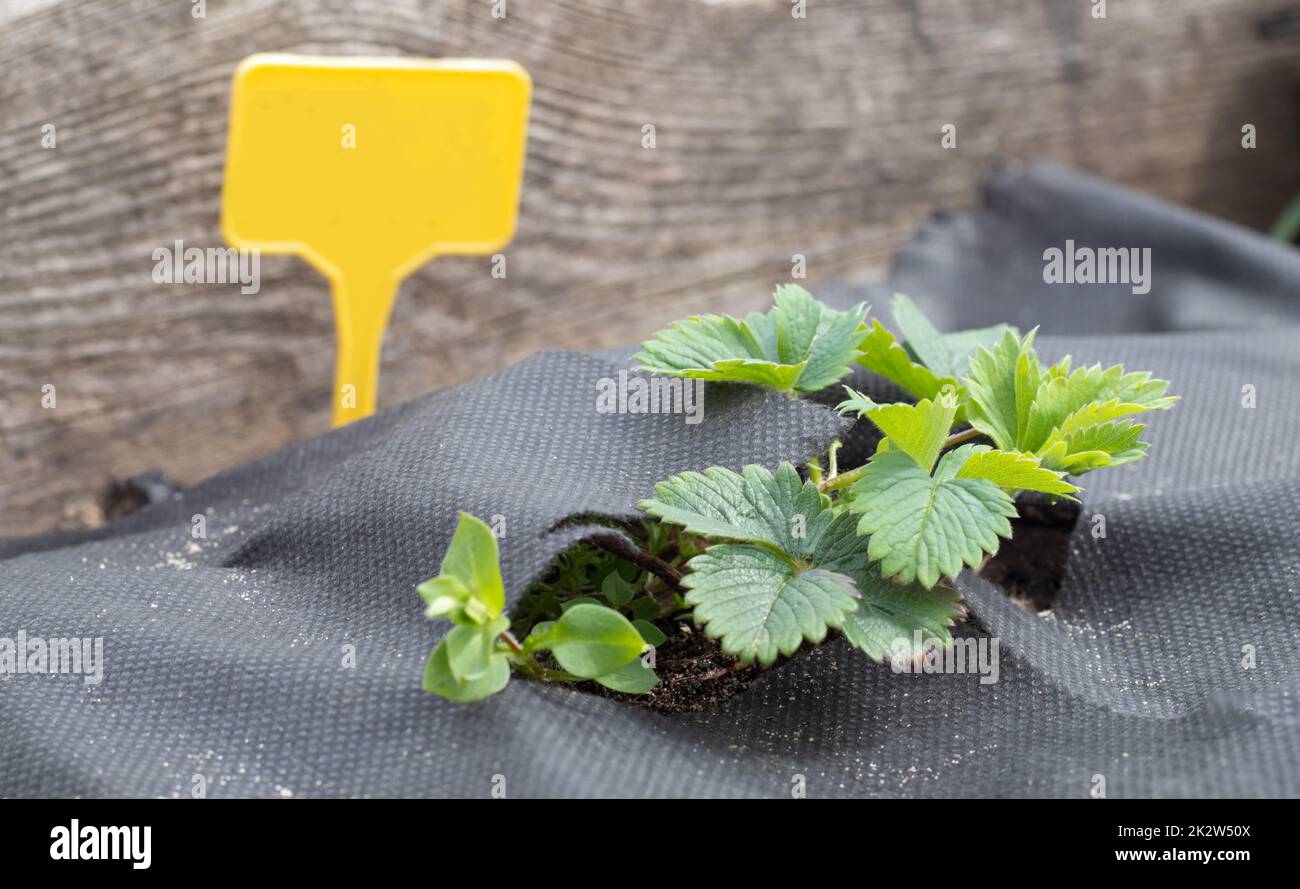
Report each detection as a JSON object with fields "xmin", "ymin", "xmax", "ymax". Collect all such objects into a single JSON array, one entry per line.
[
  {"xmin": 949, "ymin": 444, "xmax": 1079, "ymax": 497},
  {"xmin": 855, "ymin": 296, "xmax": 1014, "ymax": 424},
  {"xmin": 837, "ymin": 389, "xmax": 958, "ymax": 473},
  {"xmin": 857, "ymin": 318, "xmax": 956, "ymax": 402},
  {"xmin": 963, "ymin": 329, "xmax": 1175, "ymax": 475},
  {"xmin": 1022, "ymin": 363, "xmax": 1176, "ymax": 452},
  {"xmin": 941, "ymin": 324, "xmax": 1018, "ymax": 377},
  {"xmin": 891, "ymin": 293, "xmax": 955, "ymax": 376},
  {"xmin": 1038, "ymin": 419, "xmax": 1148, "ymax": 473},
  {"xmin": 643, "ymin": 461, "xmax": 877, "ymax": 664},
  {"xmin": 683, "ymin": 543, "xmax": 860, "ymax": 665},
  {"xmin": 634, "ymin": 284, "xmax": 867, "ymax": 394},
  {"xmin": 760, "ymin": 284, "xmax": 872, "ymax": 391},
  {"xmin": 639, "ymin": 463, "xmax": 830, "ymax": 556},
  {"xmin": 840, "ymin": 570, "xmax": 964, "ymax": 662},
  {"xmin": 634, "ymin": 312, "xmax": 805, "ymax": 390},
  {"xmin": 849, "ymin": 450, "xmax": 1016, "ymax": 588},
  {"xmin": 964, "ymin": 328, "xmax": 1045, "ymax": 452}
]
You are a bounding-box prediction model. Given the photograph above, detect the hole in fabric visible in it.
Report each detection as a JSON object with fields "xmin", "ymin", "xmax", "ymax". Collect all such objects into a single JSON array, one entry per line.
[
  {"xmin": 979, "ymin": 496, "xmax": 1080, "ymax": 612},
  {"xmin": 524, "ymin": 495, "xmax": 1079, "ymax": 713},
  {"xmin": 591, "ymin": 620, "xmax": 768, "ymax": 713},
  {"xmin": 515, "ymin": 525, "xmax": 799, "ymax": 713}
]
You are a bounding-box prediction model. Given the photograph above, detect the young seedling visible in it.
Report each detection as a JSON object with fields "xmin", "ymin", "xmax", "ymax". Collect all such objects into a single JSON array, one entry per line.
[
  {"xmin": 420, "ymin": 286, "xmax": 1175, "ymax": 702},
  {"xmin": 418, "ymin": 514, "xmax": 654, "ymax": 702}
]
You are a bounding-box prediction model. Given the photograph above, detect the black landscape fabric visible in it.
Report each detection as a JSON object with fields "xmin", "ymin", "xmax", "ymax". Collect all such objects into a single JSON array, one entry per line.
[{"xmin": 3, "ymin": 164, "xmax": 1298, "ymax": 798}]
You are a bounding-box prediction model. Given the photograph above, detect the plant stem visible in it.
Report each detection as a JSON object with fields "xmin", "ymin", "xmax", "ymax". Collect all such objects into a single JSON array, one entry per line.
[
  {"xmin": 827, "ymin": 440, "xmax": 842, "ymax": 479},
  {"xmin": 818, "ymin": 428, "xmax": 984, "ymax": 494},
  {"xmin": 818, "ymin": 464, "xmax": 863, "ymax": 493},
  {"xmin": 542, "ymin": 669, "xmax": 584, "ymax": 682},
  {"xmin": 500, "ymin": 629, "xmax": 525, "ymax": 655},
  {"xmin": 806, "ymin": 458, "xmax": 824, "ymax": 487},
  {"xmin": 500, "ymin": 629, "xmax": 547, "ymax": 679},
  {"xmin": 588, "ymin": 532, "xmax": 685, "ymax": 595},
  {"xmin": 942, "ymin": 426, "xmax": 982, "ymax": 449}
]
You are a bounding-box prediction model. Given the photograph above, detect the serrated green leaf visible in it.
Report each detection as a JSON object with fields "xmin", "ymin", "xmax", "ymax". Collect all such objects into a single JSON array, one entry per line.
[
  {"xmin": 1022, "ymin": 363, "xmax": 1175, "ymax": 452},
  {"xmin": 422, "ymin": 639, "xmax": 510, "ymax": 703},
  {"xmin": 963, "ymin": 331, "xmax": 1175, "ymax": 476},
  {"xmin": 594, "ymin": 657, "xmax": 660, "ymax": 694},
  {"xmin": 836, "ymin": 386, "xmax": 877, "ymax": 417},
  {"xmin": 635, "ymin": 285, "xmax": 867, "ymax": 394},
  {"xmin": 698, "ymin": 356, "xmax": 809, "ymax": 392},
  {"xmin": 890, "ymin": 293, "xmax": 1020, "ymax": 382},
  {"xmin": 838, "ymin": 389, "xmax": 957, "ymax": 473},
  {"xmin": 857, "ymin": 319, "xmax": 956, "ymax": 401},
  {"xmin": 528, "ymin": 603, "xmax": 646, "ymax": 679},
  {"xmin": 840, "ymin": 570, "xmax": 963, "ymax": 662},
  {"xmin": 639, "ymin": 463, "xmax": 829, "ymax": 556},
  {"xmin": 766, "ymin": 284, "xmax": 871, "ymax": 391},
  {"xmin": 964, "ymin": 329, "xmax": 1041, "ymax": 451},
  {"xmin": 417, "ymin": 513, "xmax": 505, "ymax": 626},
  {"xmin": 683, "ymin": 543, "xmax": 860, "ymax": 665},
  {"xmin": 942, "ymin": 324, "xmax": 1018, "ymax": 376},
  {"xmin": 444, "ymin": 616, "xmax": 510, "ymax": 682},
  {"xmin": 1038, "ymin": 419, "xmax": 1148, "ymax": 473},
  {"xmin": 1012, "ymin": 336, "xmax": 1045, "ymax": 446},
  {"xmin": 849, "ymin": 450, "xmax": 1016, "ymax": 588},
  {"xmin": 949, "ymin": 444, "xmax": 1078, "ymax": 496},
  {"xmin": 1070, "ymin": 421, "xmax": 1148, "ymax": 466},
  {"xmin": 633, "ymin": 313, "xmax": 804, "ymax": 389},
  {"xmin": 1054, "ymin": 398, "xmax": 1151, "ymax": 436},
  {"xmin": 645, "ymin": 462, "xmax": 881, "ymax": 664},
  {"xmin": 856, "ymin": 299, "xmax": 1015, "ymax": 428},
  {"xmin": 892, "ymin": 293, "xmax": 954, "ymax": 376}
]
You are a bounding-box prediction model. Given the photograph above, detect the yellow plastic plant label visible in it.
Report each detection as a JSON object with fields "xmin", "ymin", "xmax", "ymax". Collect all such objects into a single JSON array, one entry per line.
[{"xmin": 221, "ymin": 53, "xmax": 531, "ymax": 425}]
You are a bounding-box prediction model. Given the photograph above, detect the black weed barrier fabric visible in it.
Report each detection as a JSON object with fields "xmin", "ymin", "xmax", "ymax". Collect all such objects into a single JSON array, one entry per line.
[{"xmin": 3, "ymin": 164, "xmax": 1298, "ymax": 798}]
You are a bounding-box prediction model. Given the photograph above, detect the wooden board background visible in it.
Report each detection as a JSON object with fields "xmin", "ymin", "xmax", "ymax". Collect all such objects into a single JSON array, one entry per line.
[{"xmin": 2, "ymin": 0, "xmax": 1299, "ymax": 538}]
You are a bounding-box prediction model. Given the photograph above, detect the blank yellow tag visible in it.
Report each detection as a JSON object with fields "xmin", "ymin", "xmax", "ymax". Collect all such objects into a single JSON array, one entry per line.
[{"xmin": 221, "ymin": 54, "xmax": 531, "ymax": 426}]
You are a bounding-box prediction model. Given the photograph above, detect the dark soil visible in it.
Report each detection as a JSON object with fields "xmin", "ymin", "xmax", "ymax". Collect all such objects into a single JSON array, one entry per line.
[
  {"xmin": 980, "ymin": 497, "xmax": 1079, "ymax": 611},
  {"xmin": 590, "ymin": 621, "xmax": 763, "ymax": 713}
]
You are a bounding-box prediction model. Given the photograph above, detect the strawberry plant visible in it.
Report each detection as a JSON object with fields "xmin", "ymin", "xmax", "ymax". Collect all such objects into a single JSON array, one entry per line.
[{"xmin": 419, "ymin": 286, "xmax": 1175, "ymax": 703}]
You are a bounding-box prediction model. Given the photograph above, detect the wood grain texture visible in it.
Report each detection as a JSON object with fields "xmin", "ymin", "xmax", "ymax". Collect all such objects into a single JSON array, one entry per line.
[{"xmin": 2, "ymin": 0, "xmax": 1298, "ymax": 537}]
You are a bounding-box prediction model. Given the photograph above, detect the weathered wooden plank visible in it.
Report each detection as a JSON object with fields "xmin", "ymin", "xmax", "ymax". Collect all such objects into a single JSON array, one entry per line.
[{"xmin": 2, "ymin": 0, "xmax": 1298, "ymax": 537}]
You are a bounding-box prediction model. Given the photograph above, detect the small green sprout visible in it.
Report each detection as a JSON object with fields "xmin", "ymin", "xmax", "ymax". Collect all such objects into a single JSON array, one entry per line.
[{"xmin": 418, "ymin": 513, "xmax": 654, "ymax": 703}]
